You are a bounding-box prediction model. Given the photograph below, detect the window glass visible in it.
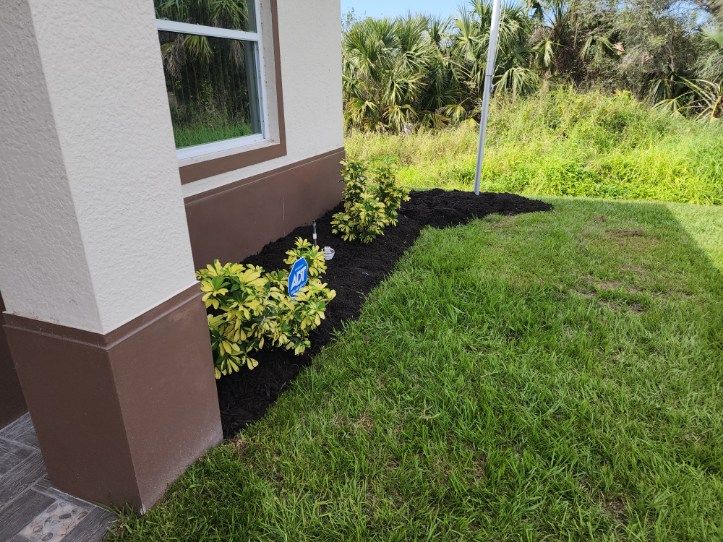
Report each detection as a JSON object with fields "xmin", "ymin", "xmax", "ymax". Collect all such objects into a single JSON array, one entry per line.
[
  {"xmin": 158, "ymin": 31, "xmax": 261, "ymax": 148},
  {"xmin": 154, "ymin": 0, "xmax": 257, "ymax": 32}
]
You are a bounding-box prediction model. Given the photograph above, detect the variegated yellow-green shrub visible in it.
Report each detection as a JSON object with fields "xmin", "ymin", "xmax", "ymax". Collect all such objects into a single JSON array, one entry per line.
[
  {"xmin": 331, "ymin": 160, "xmax": 409, "ymax": 243},
  {"xmin": 374, "ymin": 164, "xmax": 410, "ymax": 226},
  {"xmin": 266, "ymin": 238, "xmax": 336, "ymax": 354},
  {"xmin": 197, "ymin": 238, "xmax": 335, "ymax": 379},
  {"xmin": 265, "ymin": 270, "xmax": 336, "ymax": 355},
  {"xmin": 283, "ymin": 237, "xmax": 327, "ymax": 277},
  {"xmin": 197, "ymin": 261, "xmax": 270, "ymax": 378}
]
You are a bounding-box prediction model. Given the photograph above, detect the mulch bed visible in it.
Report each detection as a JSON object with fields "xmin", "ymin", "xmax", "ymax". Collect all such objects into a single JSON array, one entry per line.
[{"xmin": 217, "ymin": 189, "xmax": 552, "ymax": 437}]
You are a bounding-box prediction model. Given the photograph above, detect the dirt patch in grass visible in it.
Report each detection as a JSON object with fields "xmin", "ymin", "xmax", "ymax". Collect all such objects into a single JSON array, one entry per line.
[
  {"xmin": 606, "ymin": 228, "xmax": 647, "ymax": 238},
  {"xmin": 602, "ymin": 494, "xmax": 628, "ymax": 525},
  {"xmin": 216, "ymin": 189, "xmax": 551, "ymax": 437},
  {"xmin": 593, "ymin": 279, "xmax": 626, "ymax": 292},
  {"xmin": 580, "ymin": 479, "xmax": 629, "ymax": 528},
  {"xmin": 606, "ymin": 228, "xmax": 660, "ymax": 251},
  {"xmin": 353, "ymin": 412, "xmax": 374, "ymax": 433},
  {"xmin": 573, "ymin": 275, "xmax": 655, "ymax": 312},
  {"xmin": 472, "ymin": 455, "xmax": 488, "ymax": 481}
]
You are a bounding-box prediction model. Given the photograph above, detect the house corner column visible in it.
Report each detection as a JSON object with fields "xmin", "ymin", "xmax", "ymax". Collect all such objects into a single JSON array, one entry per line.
[
  {"xmin": 0, "ymin": 293, "xmax": 26, "ymax": 427},
  {"xmin": 0, "ymin": 0, "xmax": 221, "ymax": 511}
]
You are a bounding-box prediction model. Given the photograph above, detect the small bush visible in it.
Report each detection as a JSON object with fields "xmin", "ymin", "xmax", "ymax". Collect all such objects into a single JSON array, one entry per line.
[
  {"xmin": 268, "ymin": 239, "xmax": 336, "ymax": 354},
  {"xmin": 197, "ymin": 239, "xmax": 336, "ymax": 379},
  {"xmin": 284, "ymin": 237, "xmax": 327, "ymax": 277},
  {"xmin": 332, "ymin": 160, "xmax": 410, "ymax": 243},
  {"xmin": 265, "ymin": 270, "xmax": 336, "ymax": 355},
  {"xmin": 197, "ymin": 261, "xmax": 270, "ymax": 378},
  {"xmin": 375, "ymin": 165, "xmax": 410, "ymax": 226}
]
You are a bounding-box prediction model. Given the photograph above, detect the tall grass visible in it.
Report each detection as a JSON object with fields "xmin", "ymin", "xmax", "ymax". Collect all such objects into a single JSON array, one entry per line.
[{"xmin": 346, "ymin": 89, "xmax": 723, "ymax": 205}]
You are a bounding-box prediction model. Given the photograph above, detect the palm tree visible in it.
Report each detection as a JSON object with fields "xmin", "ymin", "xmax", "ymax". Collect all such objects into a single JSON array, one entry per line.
[
  {"xmin": 341, "ymin": 0, "xmax": 720, "ymax": 130},
  {"xmin": 343, "ymin": 1, "xmax": 539, "ymax": 132},
  {"xmin": 343, "ymin": 17, "xmax": 436, "ymax": 131},
  {"xmin": 528, "ymin": 0, "xmax": 618, "ymax": 86}
]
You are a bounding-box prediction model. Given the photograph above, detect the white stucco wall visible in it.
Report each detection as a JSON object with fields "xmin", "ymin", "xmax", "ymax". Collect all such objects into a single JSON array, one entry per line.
[
  {"xmin": 0, "ymin": 0, "xmax": 197, "ymax": 333},
  {"xmin": 182, "ymin": 0, "xmax": 345, "ymax": 198},
  {"xmin": 0, "ymin": 0, "xmax": 103, "ymax": 331},
  {"xmin": 0, "ymin": 0, "xmax": 342, "ymax": 332}
]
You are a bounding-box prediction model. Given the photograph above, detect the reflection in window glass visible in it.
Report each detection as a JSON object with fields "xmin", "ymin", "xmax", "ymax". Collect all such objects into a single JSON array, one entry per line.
[
  {"xmin": 154, "ymin": 0, "xmax": 257, "ymax": 32},
  {"xmin": 158, "ymin": 32, "xmax": 261, "ymax": 148}
]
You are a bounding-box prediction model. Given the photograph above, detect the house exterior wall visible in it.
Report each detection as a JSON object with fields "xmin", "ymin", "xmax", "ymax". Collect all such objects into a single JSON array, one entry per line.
[
  {"xmin": 0, "ymin": 0, "xmax": 343, "ymax": 510},
  {"xmin": 182, "ymin": 0, "xmax": 345, "ymax": 200},
  {"xmin": 1, "ymin": 0, "xmax": 221, "ymax": 510},
  {"xmin": 1, "ymin": 0, "xmax": 196, "ymax": 334},
  {"xmin": 0, "ymin": 294, "xmax": 26, "ymax": 427},
  {"xmin": 181, "ymin": 0, "xmax": 345, "ymax": 267},
  {"xmin": 0, "ymin": 1, "xmax": 102, "ymax": 332}
]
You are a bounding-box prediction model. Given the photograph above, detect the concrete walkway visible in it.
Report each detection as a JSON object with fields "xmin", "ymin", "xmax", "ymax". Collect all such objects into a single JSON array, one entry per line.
[{"xmin": 0, "ymin": 414, "xmax": 115, "ymax": 541}]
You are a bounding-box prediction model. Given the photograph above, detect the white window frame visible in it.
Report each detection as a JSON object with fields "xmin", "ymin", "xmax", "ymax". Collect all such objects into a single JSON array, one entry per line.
[{"xmin": 155, "ymin": 0, "xmax": 270, "ymax": 163}]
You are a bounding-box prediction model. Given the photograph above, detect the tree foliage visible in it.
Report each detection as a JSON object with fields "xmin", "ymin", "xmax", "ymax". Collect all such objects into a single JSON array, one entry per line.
[{"xmin": 343, "ymin": 0, "xmax": 723, "ymax": 130}]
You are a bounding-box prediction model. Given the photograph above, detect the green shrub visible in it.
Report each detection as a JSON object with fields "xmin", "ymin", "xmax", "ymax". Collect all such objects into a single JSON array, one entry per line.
[
  {"xmin": 332, "ymin": 160, "xmax": 410, "ymax": 243},
  {"xmin": 268, "ymin": 239, "xmax": 336, "ymax": 355},
  {"xmin": 265, "ymin": 270, "xmax": 336, "ymax": 355},
  {"xmin": 197, "ymin": 239, "xmax": 336, "ymax": 379},
  {"xmin": 374, "ymin": 165, "xmax": 410, "ymax": 226},
  {"xmin": 198, "ymin": 261, "xmax": 270, "ymax": 378},
  {"xmin": 283, "ymin": 237, "xmax": 327, "ymax": 277}
]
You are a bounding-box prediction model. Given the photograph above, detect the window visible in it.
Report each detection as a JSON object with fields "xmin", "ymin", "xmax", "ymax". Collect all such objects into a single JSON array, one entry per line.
[{"xmin": 154, "ymin": 0, "xmax": 266, "ymax": 160}]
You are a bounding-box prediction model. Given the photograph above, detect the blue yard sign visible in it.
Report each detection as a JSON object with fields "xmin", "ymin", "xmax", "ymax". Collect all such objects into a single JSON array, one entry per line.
[{"xmin": 288, "ymin": 257, "xmax": 309, "ymax": 298}]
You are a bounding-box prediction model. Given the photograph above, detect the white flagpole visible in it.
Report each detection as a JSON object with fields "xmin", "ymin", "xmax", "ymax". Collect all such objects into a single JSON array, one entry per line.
[{"xmin": 474, "ymin": 0, "xmax": 503, "ymax": 195}]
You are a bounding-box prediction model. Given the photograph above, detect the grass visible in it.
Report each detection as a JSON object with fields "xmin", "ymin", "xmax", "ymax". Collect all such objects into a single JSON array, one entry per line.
[
  {"xmin": 111, "ymin": 197, "xmax": 722, "ymax": 541},
  {"xmin": 173, "ymin": 118, "xmax": 253, "ymax": 148},
  {"xmin": 346, "ymin": 89, "xmax": 723, "ymax": 205}
]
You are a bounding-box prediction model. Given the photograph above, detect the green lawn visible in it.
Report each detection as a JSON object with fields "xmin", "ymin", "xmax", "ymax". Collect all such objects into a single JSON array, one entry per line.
[{"xmin": 111, "ymin": 197, "xmax": 723, "ymax": 541}]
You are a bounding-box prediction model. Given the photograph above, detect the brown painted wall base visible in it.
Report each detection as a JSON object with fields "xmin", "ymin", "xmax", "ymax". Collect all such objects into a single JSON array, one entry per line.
[
  {"xmin": 0, "ymin": 293, "xmax": 27, "ymax": 427},
  {"xmin": 3, "ymin": 285, "xmax": 222, "ymax": 512},
  {"xmin": 185, "ymin": 148, "xmax": 345, "ymax": 267}
]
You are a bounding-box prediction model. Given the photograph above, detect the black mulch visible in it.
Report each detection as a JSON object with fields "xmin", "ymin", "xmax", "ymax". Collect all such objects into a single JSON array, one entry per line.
[{"xmin": 217, "ymin": 189, "xmax": 552, "ymax": 437}]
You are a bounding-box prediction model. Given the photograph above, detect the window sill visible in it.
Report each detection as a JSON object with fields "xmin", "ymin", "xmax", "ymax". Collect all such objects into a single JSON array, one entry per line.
[
  {"xmin": 179, "ymin": 136, "xmax": 287, "ymax": 185},
  {"xmin": 178, "ymin": 135, "xmax": 270, "ymax": 167}
]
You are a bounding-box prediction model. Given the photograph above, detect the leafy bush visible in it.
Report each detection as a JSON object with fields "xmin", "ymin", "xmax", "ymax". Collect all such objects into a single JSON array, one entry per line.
[
  {"xmin": 267, "ymin": 239, "xmax": 335, "ymax": 355},
  {"xmin": 284, "ymin": 237, "xmax": 327, "ymax": 277},
  {"xmin": 265, "ymin": 270, "xmax": 336, "ymax": 355},
  {"xmin": 332, "ymin": 161, "xmax": 410, "ymax": 243},
  {"xmin": 197, "ymin": 239, "xmax": 336, "ymax": 379},
  {"xmin": 198, "ymin": 261, "xmax": 270, "ymax": 378},
  {"xmin": 374, "ymin": 165, "xmax": 409, "ymax": 226}
]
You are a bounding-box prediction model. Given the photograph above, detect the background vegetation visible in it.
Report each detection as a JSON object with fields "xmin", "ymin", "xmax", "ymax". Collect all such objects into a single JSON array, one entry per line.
[
  {"xmin": 343, "ymin": 0, "xmax": 723, "ymax": 131},
  {"xmin": 347, "ymin": 88, "xmax": 723, "ymax": 204}
]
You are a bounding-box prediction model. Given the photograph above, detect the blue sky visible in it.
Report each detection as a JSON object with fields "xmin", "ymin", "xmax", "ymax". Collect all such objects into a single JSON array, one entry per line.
[{"xmin": 340, "ymin": 0, "xmax": 460, "ymax": 19}]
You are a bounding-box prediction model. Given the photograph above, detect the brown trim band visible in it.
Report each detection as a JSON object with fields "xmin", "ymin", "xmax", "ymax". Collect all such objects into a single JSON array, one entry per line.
[
  {"xmin": 0, "ymin": 293, "xmax": 27, "ymax": 426},
  {"xmin": 185, "ymin": 147, "xmax": 344, "ymax": 204},
  {"xmin": 3, "ymin": 284, "xmax": 201, "ymax": 349},
  {"xmin": 179, "ymin": 0, "xmax": 286, "ymax": 184},
  {"xmin": 3, "ymin": 284, "xmax": 221, "ymax": 510},
  {"xmin": 185, "ymin": 148, "xmax": 345, "ymax": 267}
]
